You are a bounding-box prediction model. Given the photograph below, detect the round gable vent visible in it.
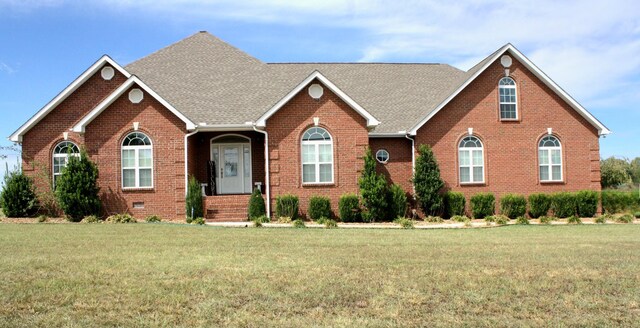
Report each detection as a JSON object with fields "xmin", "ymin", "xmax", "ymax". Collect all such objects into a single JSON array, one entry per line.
[
  {"xmin": 308, "ymin": 84, "xmax": 324, "ymax": 99},
  {"xmin": 101, "ymin": 66, "xmax": 115, "ymax": 80},
  {"xmin": 128, "ymin": 88, "xmax": 144, "ymax": 104}
]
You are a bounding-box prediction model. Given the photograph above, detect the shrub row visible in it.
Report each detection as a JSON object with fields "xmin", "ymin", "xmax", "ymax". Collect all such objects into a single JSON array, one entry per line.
[{"xmin": 601, "ymin": 190, "xmax": 640, "ymax": 213}]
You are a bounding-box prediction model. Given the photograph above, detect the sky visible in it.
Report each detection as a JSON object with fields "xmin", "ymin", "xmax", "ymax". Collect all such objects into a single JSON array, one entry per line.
[{"xmin": 1, "ymin": 0, "xmax": 639, "ymax": 187}]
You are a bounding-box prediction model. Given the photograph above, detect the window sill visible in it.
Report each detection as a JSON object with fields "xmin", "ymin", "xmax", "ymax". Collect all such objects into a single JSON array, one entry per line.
[
  {"xmin": 302, "ymin": 182, "xmax": 335, "ymax": 187},
  {"xmin": 500, "ymin": 118, "xmax": 519, "ymax": 122},
  {"xmin": 460, "ymin": 182, "xmax": 486, "ymax": 186},
  {"xmin": 122, "ymin": 187, "xmax": 155, "ymax": 192},
  {"xmin": 540, "ymin": 180, "xmax": 564, "ymax": 184}
]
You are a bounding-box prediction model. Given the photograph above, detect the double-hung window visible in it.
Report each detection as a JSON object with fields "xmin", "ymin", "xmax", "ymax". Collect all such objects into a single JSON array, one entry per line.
[
  {"xmin": 459, "ymin": 136, "xmax": 484, "ymax": 183},
  {"xmin": 539, "ymin": 136, "xmax": 562, "ymax": 182},
  {"xmin": 122, "ymin": 132, "xmax": 153, "ymax": 188},
  {"xmin": 301, "ymin": 127, "xmax": 333, "ymax": 184},
  {"xmin": 499, "ymin": 77, "xmax": 517, "ymax": 120}
]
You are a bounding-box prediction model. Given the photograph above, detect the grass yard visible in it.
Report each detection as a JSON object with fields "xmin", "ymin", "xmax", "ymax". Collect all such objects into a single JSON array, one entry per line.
[{"xmin": 1, "ymin": 224, "xmax": 639, "ymax": 327}]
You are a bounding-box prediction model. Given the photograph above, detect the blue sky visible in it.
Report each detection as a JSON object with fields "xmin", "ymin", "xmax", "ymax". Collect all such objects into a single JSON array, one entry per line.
[{"xmin": 1, "ymin": 0, "xmax": 639, "ymax": 187}]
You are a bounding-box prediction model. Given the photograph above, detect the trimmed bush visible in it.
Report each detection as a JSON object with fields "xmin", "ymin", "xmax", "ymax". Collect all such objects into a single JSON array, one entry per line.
[
  {"xmin": 37, "ymin": 215, "xmax": 48, "ymax": 223},
  {"xmin": 248, "ymin": 187, "xmax": 266, "ymax": 220},
  {"xmin": 82, "ymin": 215, "xmax": 101, "ymax": 223},
  {"xmin": 616, "ymin": 214, "xmax": 634, "ymax": 223},
  {"xmin": 106, "ymin": 213, "xmax": 136, "ymax": 223},
  {"xmin": 388, "ymin": 184, "xmax": 408, "ymax": 219},
  {"xmin": 323, "ymin": 219, "xmax": 338, "ymax": 229},
  {"xmin": 55, "ymin": 149, "xmax": 101, "ymax": 222},
  {"xmin": 276, "ymin": 195, "xmax": 299, "ymax": 220},
  {"xmin": 185, "ymin": 176, "xmax": 203, "ymax": 222},
  {"xmin": 551, "ymin": 192, "xmax": 577, "ymax": 218},
  {"xmin": 339, "ymin": 194, "xmax": 360, "ymax": 222},
  {"xmin": 494, "ymin": 215, "xmax": 509, "ymax": 225},
  {"xmin": 292, "ymin": 219, "xmax": 306, "ymax": 228},
  {"xmin": 393, "ymin": 217, "xmax": 414, "ymax": 229},
  {"xmin": 359, "ymin": 148, "xmax": 388, "ymax": 222},
  {"xmin": 444, "ymin": 191, "xmax": 466, "ymax": 218},
  {"xmin": 191, "ymin": 217, "xmax": 205, "ymax": 225},
  {"xmin": 576, "ymin": 190, "xmax": 598, "ymax": 218},
  {"xmin": 470, "ymin": 193, "xmax": 495, "ymax": 219},
  {"xmin": 308, "ymin": 196, "xmax": 331, "ymax": 221},
  {"xmin": 277, "ymin": 216, "xmax": 292, "ymax": 224},
  {"xmin": 515, "ymin": 216, "xmax": 529, "ymax": 225},
  {"xmin": 145, "ymin": 215, "xmax": 162, "ymax": 223},
  {"xmin": 500, "ymin": 194, "xmax": 527, "ymax": 219},
  {"xmin": 594, "ymin": 215, "xmax": 608, "ymax": 224},
  {"xmin": 413, "ymin": 144, "xmax": 444, "ymax": 216},
  {"xmin": 528, "ymin": 193, "xmax": 551, "ymax": 218},
  {"xmin": 635, "ymin": 212, "xmax": 640, "ymax": 218},
  {"xmin": 1, "ymin": 170, "xmax": 38, "ymax": 218},
  {"xmin": 601, "ymin": 190, "xmax": 639, "ymax": 213}
]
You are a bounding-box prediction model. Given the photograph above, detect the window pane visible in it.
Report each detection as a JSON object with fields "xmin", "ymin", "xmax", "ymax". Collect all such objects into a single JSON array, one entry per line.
[
  {"xmin": 551, "ymin": 150, "xmax": 561, "ymax": 164},
  {"xmin": 552, "ymin": 165, "xmax": 561, "ymax": 180},
  {"xmin": 539, "ymin": 150, "xmax": 548, "ymax": 165},
  {"xmin": 123, "ymin": 169, "xmax": 136, "ymax": 187},
  {"xmin": 122, "ymin": 150, "xmax": 135, "ymax": 168},
  {"xmin": 243, "ymin": 147, "xmax": 250, "ymax": 178},
  {"xmin": 302, "ymin": 145, "xmax": 315, "ymax": 163},
  {"xmin": 459, "ymin": 150, "xmax": 470, "ymax": 166},
  {"xmin": 472, "ymin": 150, "xmax": 483, "ymax": 166},
  {"xmin": 460, "ymin": 167, "xmax": 470, "ymax": 183},
  {"xmin": 540, "ymin": 166, "xmax": 549, "ymax": 181},
  {"xmin": 139, "ymin": 169, "xmax": 152, "ymax": 187},
  {"xmin": 473, "ymin": 167, "xmax": 483, "ymax": 182},
  {"xmin": 138, "ymin": 149, "xmax": 152, "ymax": 168},
  {"xmin": 224, "ymin": 147, "xmax": 238, "ymax": 177},
  {"xmin": 319, "ymin": 144, "xmax": 332, "ymax": 163},
  {"xmin": 319, "ymin": 164, "xmax": 332, "ymax": 182},
  {"xmin": 302, "ymin": 164, "xmax": 316, "ymax": 183}
]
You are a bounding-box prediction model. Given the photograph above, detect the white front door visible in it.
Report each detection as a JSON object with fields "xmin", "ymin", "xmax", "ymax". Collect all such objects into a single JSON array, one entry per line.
[{"xmin": 211, "ymin": 142, "xmax": 252, "ymax": 194}]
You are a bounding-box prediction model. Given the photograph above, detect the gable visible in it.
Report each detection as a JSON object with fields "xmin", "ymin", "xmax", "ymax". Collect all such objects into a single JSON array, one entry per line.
[
  {"xmin": 9, "ymin": 56, "xmax": 131, "ymax": 142},
  {"xmin": 255, "ymin": 71, "xmax": 380, "ymax": 128},
  {"xmin": 408, "ymin": 44, "xmax": 610, "ymax": 136}
]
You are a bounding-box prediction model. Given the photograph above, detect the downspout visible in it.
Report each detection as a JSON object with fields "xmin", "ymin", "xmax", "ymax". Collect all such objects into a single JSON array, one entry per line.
[
  {"xmin": 184, "ymin": 129, "xmax": 199, "ymax": 197},
  {"xmin": 252, "ymin": 124, "xmax": 271, "ymax": 218},
  {"xmin": 405, "ymin": 133, "xmax": 416, "ymax": 194}
]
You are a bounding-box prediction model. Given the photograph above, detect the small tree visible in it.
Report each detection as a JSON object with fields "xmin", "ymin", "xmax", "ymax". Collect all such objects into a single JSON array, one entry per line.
[
  {"xmin": 388, "ymin": 184, "xmax": 408, "ymax": 219},
  {"xmin": 248, "ymin": 187, "xmax": 266, "ymax": 220},
  {"xmin": 358, "ymin": 148, "xmax": 387, "ymax": 222},
  {"xmin": 185, "ymin": 176, "xmax": 204, "ymax": 222},
  {"xmin": 413, "ymin": 144, "xmax": 444, "ymax": 216},
  {"xmin": 55, "ymin": 149, "xmax": 101, "ymax": 222},
  {"xmin": 1, "ymin": 169, "xmax": 38, "ymax": 217},
  {"xmin": 600, "ymin": 157, "xmax": 631, "ymax": 189}
]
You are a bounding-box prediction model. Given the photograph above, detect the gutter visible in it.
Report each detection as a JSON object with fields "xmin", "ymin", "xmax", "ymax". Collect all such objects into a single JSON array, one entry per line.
[{"xmin": 252, "ymin": 124, "xmax": 271, "ymax": 218}]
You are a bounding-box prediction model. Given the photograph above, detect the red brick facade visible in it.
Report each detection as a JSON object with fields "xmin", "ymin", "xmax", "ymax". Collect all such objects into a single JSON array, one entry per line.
[
  {"xmin": 17, "ymin": 51, "xmax": 603, "ymax": 221},
  {"xmin": 265, "ymin": 79, "xmax": 369, "ymax": 218}
]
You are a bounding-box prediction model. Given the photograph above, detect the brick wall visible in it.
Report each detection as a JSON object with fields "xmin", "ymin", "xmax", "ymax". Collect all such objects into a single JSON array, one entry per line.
[
  {"xmin": 415, "ymin": 57, "xmax": 601, "ymax": 213},
  {"xmin": 22, "ymin": 65, "xmax": 126, "ymax": 201},
  {"xmin": 84, "ymin": 84, "xmax": 188, "ymax": 220},
  {"xmin": 265, "ymin": 79, "xmax": 369, "ymax": 218},
  {"xmin": 369, "ymin": 137, "xmax": 413, "ymax": 194}
]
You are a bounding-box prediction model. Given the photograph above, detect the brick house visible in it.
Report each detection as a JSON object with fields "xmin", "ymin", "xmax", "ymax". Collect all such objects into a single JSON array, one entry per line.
[{"xmin": 9, "ymin": 32, "xmax": 609, "ymax": 221}]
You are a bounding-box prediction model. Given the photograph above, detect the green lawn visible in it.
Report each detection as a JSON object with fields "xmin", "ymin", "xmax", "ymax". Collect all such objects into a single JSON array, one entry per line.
[{"xmin": 1, "ymin": 224, "xmax": 639, "ymax": 327}]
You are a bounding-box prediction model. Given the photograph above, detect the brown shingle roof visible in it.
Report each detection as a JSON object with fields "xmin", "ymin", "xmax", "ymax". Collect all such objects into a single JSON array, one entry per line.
[{"xmin": 125, "ymin": 31, "xmax": 469, "ymax": 133}]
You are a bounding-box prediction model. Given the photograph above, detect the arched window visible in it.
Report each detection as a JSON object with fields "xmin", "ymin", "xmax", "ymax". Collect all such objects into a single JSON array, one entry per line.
[
  {"xmin": 499, "ymin": 77, "xmax": 517, "ymax": 120},
  {"xmin": 539, "ymin": 135, "xmax": 562, "ymax": 182},
  {"xmin": 301, "ymin": 127, "xmax": 333, "ymax": 183},
  {"xmin": 459, "ymin": 136, "xmax": 484, "ymax": 183},
  {"xmin": 122, "ymin": 132, "xmax": 153, "ymax": 188},
  {"xmin": 53, "ymin": 141, "xmax": 79, "ymax": 188}
]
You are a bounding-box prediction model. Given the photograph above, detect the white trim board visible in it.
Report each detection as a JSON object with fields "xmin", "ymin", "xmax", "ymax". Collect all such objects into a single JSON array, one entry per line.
[
  {"xmin": 72, "ymin": 75, "xmax": 197, "ymax": 133},
  {"xmin": 9, "ymin": 55, "xmax": 131, "ymax": 142},
  {"xmin": 255, "ymin": 70, "xmax": 381, "ymax": 128},
  {"xmin": 408, "ymin": 44, "xmax": 611, "ymax": 136}
]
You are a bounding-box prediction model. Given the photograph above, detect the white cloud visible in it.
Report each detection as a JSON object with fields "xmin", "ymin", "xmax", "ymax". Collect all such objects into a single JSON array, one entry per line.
[{"xmin": 0, "ymin": 61, "xmax": 15, "ymax": 74}]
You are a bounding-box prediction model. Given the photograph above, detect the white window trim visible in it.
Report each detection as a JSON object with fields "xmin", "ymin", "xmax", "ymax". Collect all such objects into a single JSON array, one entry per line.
[
  {"xmin": 52, "ymin": 141, "xmax": 80, "ymax": 188},
  {"xmin": 458, "ymin": 138, "xmax": 485, "ymax": 184},
  {"xmin": 499, "ymin": 77, "xmax": 518, "ymax": 120},
  {"xmin": 376, "ymin": 149, "xmax": 390, "ymax": 164},
  {"xmin": 301, "ymin": 129, "xmax": 334, "ymax": 185},
  {"xmin": 539, "ymin": 138, "xmax": 563, "ymax": 182},
  {"xmin": 121, "ymin": 134, "xmax": 154, "ymax": 189}
]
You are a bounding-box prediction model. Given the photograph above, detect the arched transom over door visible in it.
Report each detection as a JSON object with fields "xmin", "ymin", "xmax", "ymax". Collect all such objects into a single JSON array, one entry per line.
[{"xmin": 211, "ymin": 135, "xmax": 252, "ymax": 194}]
